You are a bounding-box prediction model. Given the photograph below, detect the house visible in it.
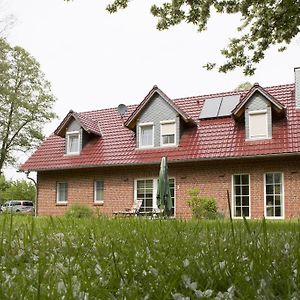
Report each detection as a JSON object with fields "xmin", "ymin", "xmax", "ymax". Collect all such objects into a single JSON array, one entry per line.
[{"xmin": 20, "ymin": 68, "xmax": 300, "ymax": 219}]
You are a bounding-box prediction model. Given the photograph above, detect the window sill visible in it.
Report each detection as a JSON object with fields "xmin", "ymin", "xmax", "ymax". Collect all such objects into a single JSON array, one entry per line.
[
  {"xmin": 64, "ymin": 153, "xmax": 80, "ymax": 156},
  {"xmin": 94, "ymin": 201, "xmax": 104, "ymax": 206},
  {"xmin": 56, "ymin": 202, "xmax": 68, "ymax": 206}
]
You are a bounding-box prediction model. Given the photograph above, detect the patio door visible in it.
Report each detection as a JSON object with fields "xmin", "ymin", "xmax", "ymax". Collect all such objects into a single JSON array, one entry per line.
[{"xmin": 134, "ymin": 178, "xmax": 175, "ymax": 216}]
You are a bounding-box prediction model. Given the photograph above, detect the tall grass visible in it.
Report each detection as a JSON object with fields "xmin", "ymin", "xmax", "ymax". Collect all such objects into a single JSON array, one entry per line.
[{"xmin": 0, "ymin": 215, "xmax": 299, "ymax": 299}]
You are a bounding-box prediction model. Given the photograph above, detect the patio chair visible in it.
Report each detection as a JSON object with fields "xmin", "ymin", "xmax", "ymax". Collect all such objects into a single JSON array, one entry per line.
[{"xmin": 113, "ymin": 200, "xmax": 143, "ymax": 217}]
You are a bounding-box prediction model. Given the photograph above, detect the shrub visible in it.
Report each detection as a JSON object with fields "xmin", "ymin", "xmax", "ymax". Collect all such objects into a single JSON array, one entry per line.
[
  {"xmin": 65, "ymin": 204, "xmax": 94, "ymax": 218},
  {"xmin": 187, "ymin": 188, "xmax": 218, "ymax": 219}
]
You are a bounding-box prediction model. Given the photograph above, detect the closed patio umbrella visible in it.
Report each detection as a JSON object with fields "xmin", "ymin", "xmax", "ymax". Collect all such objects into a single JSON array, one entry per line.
[{"xmin": 156, "ymin": 156, "xmax": 172, "ymax": 216}]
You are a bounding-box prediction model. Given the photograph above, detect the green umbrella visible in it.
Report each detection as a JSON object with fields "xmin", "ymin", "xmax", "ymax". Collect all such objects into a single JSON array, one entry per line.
[{"xmin": 156, "ymin": 156, "xmax": 172, "ymax": 216}]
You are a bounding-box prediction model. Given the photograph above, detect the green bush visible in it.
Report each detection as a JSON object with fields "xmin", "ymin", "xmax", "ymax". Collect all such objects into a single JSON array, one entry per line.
[
  {"xmin": 187, "ymin": 188, "xmax": 218, "ymax": 219},
  {"xmin": 65, "ymin": 204, "xmax": 94, "ymax": 218}
]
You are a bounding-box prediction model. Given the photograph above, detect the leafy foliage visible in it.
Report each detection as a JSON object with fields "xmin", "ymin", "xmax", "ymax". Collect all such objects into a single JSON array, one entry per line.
[
  {"xmin": 0, "ymin": 38, "xmax": 56, "ymax": 173},
  {"xmin": 65, "ymin": 204, "xmax": 94, "ymax": 218},
  {"xmin": 234, "ymin": 81, "xmax": 252, "ymax": 91},
  {"xmin": 187, "ymin": 187, "xmax": 218, "ymax": 219},
  {"xmin": 0, "ymin": 175, "xmax": 35, "ymax": 203},
  {"xmin": 103, "ymin": 0, "xmax": 300, "ymax": 75}
]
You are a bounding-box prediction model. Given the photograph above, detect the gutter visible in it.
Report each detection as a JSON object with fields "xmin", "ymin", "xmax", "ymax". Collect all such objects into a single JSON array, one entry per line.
[{"xmin": 20, "ymin": 151, "xmax": 300, "ymax": 172}]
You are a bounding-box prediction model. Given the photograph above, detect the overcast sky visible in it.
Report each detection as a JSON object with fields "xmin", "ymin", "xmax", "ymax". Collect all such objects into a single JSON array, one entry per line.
[{"xmin": 3, "ymin": 0, "xmax": 300, "ymax": 179}]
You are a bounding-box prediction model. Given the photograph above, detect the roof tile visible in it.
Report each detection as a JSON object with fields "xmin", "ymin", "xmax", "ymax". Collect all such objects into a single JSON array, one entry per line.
[{"xmin": 20, "ymin": 84, "xmax": 298, "ymax": 171}]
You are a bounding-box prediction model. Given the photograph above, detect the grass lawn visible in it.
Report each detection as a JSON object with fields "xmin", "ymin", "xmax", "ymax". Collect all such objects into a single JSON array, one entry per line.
[{"xmin": 0, "ymin": 215, "xmax": 299, "ymax": 299}]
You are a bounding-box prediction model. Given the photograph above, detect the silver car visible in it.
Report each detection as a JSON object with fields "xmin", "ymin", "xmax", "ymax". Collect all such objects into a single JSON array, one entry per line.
[{"xmin": 1, "ymin": 200, "xmax": 34, "ymax": 214}]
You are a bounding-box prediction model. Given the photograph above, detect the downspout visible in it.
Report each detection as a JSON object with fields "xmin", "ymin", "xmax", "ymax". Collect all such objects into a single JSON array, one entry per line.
[{"xmin": 25, "ymin": 171, "xmax": 38, "ymax": 217}]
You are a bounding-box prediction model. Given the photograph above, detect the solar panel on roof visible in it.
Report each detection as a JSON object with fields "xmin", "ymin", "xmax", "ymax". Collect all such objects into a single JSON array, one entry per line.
[
  {"xmin": 199, "ymin": 97, "xmax": 222, "ymax": 119},
  {"xmin": 199, "ymin": 95, "xmax": 240, "ymax": 119},
  {"xmin": 218, "ymin": 95, "xmax": 240, "ymax": 117}
]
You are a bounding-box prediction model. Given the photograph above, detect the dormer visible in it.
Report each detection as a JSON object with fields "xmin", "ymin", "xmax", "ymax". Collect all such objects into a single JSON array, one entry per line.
[
  {"xmin": 54, "ymin": 110, "xmax": 101, "ymax": 155},
  {"xmin": 124, "ymin": 86, "xmax": 196, "ymax": 149},
  {"xmin": 232, "ymin": 83, "xmax": 285, "ymax": 141}
]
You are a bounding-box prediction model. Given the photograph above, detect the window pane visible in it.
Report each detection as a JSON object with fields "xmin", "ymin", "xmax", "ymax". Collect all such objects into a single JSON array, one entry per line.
[
  {"xmin": 140, "ymin": 125, "xmax": 153, "ymax": 147},
  {"xmin": 266, "ymin": 195, "xmax": 273, "ymax": 206},
  {"xmin": 95, "ymin": 180, "xmax": 104, "ymax": 201},
  {"xmin": 162, "ymin": 135, "xmax": 175, "ymax": 145},
  {"xmin": 235, "ymin": 207, "xmax": 241, "ymax": 217},
  {"xmin": 234, "ymin": 175, "xmax": 240, "ymax": 185},
  {"xmin": 242, "ymin": 186, "xmax": 249, "ymax": 195},
  {"xmin": 267, "ymin": 207, "xmax": 273, "ymax": 217},
  {"xmin": 242, "ymin": 207, "xmax": 249, "ymax": 217},
  {"xmin": 275, "ymin": 206, "xmax": 281, "ymax": 217},
  {"xmin": 57, "ymin": 183, "xmax": 68, "ymax": 202},
  {"xmin": 242, "ymin": 196, "xmax": 249, "ymax": 206},
  {"xmin": 235, "ymin": 196, "xmax": 241, "ymax": 206},
  {"xmin": 274, "ymin": 173, "xmax": 282, "ymax": 184},
  {"xmin": 241, "ymin": 175, "xmax": 249, "ymax": 184},
  {"xmin": 266, "ymin": 174, "xmax": 273, "ymax": 184},
  {"xmin": 266, "ymin": 185, "xmax": 274, "ymax": 194}
]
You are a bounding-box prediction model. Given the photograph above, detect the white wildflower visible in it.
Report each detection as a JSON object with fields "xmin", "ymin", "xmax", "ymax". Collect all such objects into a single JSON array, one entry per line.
[
  {"xmin": 149, "ymin": 267, "xmax": 158, "ymax": 276},
  {"xmin": 194, "ymin": 289, "xmax": 203, "ymax": 298},
  {"xmin": 172, "ymin": 293, "xmax": 190, "ymax": 300},
  {"xmin": 203, "ymin": 289, "xmax": 213, "ymax": 297},
  {"xmin": 57, "ymin": 280, "xmax": 66, "ymax": 294},
  {"xmin": 219, "ymin": 261, "xmax": 225, "ymax": 270},
  {"xmin": 183, "ymin": 259, "xmax": 190, "ymax": 268},
  {"xmin": 95, "ymin": 263, "xmax": 101, "ymax": 275}
]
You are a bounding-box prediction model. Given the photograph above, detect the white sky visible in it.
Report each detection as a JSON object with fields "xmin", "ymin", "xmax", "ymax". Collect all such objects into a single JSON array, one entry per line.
[{"xmin": 3, "ymin": 0, "xmax": 300, "ymax": 179}]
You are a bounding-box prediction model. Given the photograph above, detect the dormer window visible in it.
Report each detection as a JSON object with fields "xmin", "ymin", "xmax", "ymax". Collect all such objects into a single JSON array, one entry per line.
[
  {"xmin": 160, "ymin": 120, "xmax": 176, "ymax": 146},
  {"xmin": 248, "ymin": 110, "xmax": 268, "ymax": 140},
  {"xmin": 139, "ymin": 123, "xmax": 154, "ymax": 148},
  {"xmin": 66, "ymin": 131, "xmax": 80, "ymax": 154}
]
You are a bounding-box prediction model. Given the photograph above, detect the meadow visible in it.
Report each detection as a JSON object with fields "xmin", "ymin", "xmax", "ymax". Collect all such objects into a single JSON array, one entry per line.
[{"xmin": 0, "ymin": 215, "xmax": 299, "ymax": 299}]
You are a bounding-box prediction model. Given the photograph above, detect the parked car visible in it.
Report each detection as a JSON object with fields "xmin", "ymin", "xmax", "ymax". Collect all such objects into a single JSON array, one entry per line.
[{"xmin": 1, "ymin": 200, "xmax": 34, "ymax": 214}]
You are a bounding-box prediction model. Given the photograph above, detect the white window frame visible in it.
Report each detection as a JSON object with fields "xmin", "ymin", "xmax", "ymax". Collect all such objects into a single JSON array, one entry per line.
[
  {"xmin": 231, "ymin": 174, "xmax": 251, "ymax": 219},
  {"xmin": 56, "ymin": 182, "xmax": 68, "ymax": 204},
  {"xmin": 248, "ymin": 109, "xmax": 269, "ymax": 140},
  {"xmin": 94, "ymin": 180, "xmax": 104, "ymax": 204},
  {"xmin": 138, "ymin": 122, "xmax": 154, "ymax": 148},
  {"xmin": 66, "ymin": 131, "xmax": 80, "ymax": 155},
  {"xmin": 160, "ymin": 120, "xmax": 176, "ymax": 147},
  {"xmin": 264, "ymin": 172, "xmax": 284, "ymax": 219},
  {"xmin": 134, "ymin": 177, "xmax": 176, "ymax": 216}
]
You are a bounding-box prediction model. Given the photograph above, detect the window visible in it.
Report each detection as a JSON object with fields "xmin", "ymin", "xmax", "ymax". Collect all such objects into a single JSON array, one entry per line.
[
  {"xmin": 66, "ymin": 131, "xmax": 80, "ymax": 154},
  {"xmin": 248, "ymin": 110, "xmax": 268, "ymax": 139},
  {"xmin": 265, "ymin": 173, "xmax": 284, "ymax": 218},
  {"xmin": 161, "ymin": 121, "xmax": 176, "ymax": 146},
  {"xmin": 57, "ymin": 182, "xmax": 68, "ymax": 203},
  {"xmin": 94, "ymin": 180, "xmax": 104, "ymax": 203},
  {"xmin": 139, "ymin": 123, "xmax": 154, "ymax": 148},
  {"xmin": 135, "ymin": 178, "xmax": 175, "ymax": 216},
  {"xmin": 232, "ymin": 174, "xmax": 250, "ymax": 218}
]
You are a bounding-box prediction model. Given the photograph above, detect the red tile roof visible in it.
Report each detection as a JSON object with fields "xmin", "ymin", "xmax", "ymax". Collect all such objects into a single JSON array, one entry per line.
[
  {"xmin": 20, "ymin": 83, "xmax": 298, "ymax": 171},
  {"xmin": 55, "ymin": 110, "xmax": 101, "ymax": 137}
]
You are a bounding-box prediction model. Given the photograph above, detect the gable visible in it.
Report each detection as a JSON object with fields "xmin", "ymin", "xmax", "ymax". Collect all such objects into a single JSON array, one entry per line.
[{"xmin": 125, "ymin": 85, "xmax": 196, "ymax": 130}]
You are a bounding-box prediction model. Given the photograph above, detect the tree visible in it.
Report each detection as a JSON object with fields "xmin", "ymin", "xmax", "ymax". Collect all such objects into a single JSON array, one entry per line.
[
  {"xmin": 100, "ymin": 0, "xmax": 300, "ymax": 75},
  {"xmin": 0, "ymin": 1, "xmax": 16, "ymax": 37},
  {"xmin": 234, "ymin": 82, "xmax": 252, "ymax": 91},
  {"xmin": 0, "ymin": 38, "xmax": 56, "ymax": 174},
  {"xmin": 0, "ymin": 176, "xmax": 35, "ymax": 203}
]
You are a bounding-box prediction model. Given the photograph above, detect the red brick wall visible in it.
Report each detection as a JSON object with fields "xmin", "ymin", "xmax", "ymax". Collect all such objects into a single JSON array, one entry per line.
[{"xmin": 36, "ymin": 156, "xmax": 300, "ymax": 219}]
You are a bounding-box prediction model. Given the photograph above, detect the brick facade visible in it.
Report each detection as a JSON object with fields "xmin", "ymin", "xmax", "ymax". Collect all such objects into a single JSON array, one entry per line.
[{"xmin": 36, "ymin": 156, "xmax": 300, "ymax": 219}]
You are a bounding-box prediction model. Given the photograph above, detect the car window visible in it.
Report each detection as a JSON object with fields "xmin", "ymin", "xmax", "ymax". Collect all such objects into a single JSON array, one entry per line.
[
  {"xmin": 11, "ymin": 201, "xmax": 21, "ymax": 206},
  {"xmin": 23, "ymin": 202, "xmax": 33, "ymax": 206}
]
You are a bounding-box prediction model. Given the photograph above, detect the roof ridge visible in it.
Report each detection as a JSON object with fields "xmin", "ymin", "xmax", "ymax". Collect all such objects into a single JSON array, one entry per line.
[{"xmin": 73, "ymin": 83, "xmax": 295, "ymax": 115}]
